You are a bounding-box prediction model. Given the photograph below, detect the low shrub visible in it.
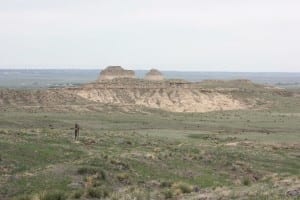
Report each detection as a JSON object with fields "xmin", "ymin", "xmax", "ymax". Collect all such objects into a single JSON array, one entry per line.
[
  {"xmin": 172, "ymin": 182, "xmax": 193, "ymax": 194},
  {"xmin": 77, "ymin": 167, "xmax": 97, "ymax": 175},
  {"xmin": 39, "ymin": 191, "xmax": 66, "ymax": 200},
  {"xmin": 87, "ymin": 187, "xmax": 110, "ymax": 198},
  {"xmin": 160, "ymin": 181, "xmax": 173, "ymax": 188},
  {"xmin": 163, "ymin": 189, "xmax": 173, "ymax": 199},
  {"xmin": 116, "ymin": 173, "xmax": 129, "ymax": 182},
  {"xmin": 243, "ymin": 178, "xmax": 251, "ymax": 186},
  {"xmin": 72, "ymin": 190, "xmax": 84, "ymax": 199}
]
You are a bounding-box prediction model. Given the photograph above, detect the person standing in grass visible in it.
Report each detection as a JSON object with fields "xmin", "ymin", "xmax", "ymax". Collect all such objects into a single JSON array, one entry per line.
[{"xmin": 74, "ymin": 123, "xmax": 80, "ymax": 140}]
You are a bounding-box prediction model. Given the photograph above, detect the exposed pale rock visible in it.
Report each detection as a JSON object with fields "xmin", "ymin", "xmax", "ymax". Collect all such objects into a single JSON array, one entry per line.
[
  {"xmin": 76, "ymin": 79, "xmax": 251, "ymax": 113},
  {"xmin": 145, "ymin": 69, "xmax": 164, "ymax": 81},
  {"xmin": 98, "ymin": 66, "xmax": 135, "ymax": 80}
]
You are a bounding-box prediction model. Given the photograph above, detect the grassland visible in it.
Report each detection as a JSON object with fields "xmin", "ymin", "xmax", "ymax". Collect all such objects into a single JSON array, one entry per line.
[{"xmin": 0, "ymin": 88, "xmax": 299, "ymax": 199}]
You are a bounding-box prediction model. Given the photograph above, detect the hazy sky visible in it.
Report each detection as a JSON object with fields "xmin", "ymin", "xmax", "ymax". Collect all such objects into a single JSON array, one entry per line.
[{"xmin": 0, "ymin": 0, "xmax": 300, "ymax": 72}]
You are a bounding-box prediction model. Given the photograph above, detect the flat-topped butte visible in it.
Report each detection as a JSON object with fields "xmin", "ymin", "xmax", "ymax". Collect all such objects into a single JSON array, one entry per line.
[
  {"xmin": 98, "ymin": 66, "xmax": 136, "ymax": 80},
  {"xmin": 98, "ymin": 66, "xmax": 165, "ymax": 81}
]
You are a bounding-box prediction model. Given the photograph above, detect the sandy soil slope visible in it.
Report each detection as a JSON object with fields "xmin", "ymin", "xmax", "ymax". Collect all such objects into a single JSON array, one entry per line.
[
  {"xmin": 75, "ymin": 87, "xmax": 248, "ymax": 112},
  {"xmin": 1, "ymin": 79, "xmax": 282, "ymax": 112}
]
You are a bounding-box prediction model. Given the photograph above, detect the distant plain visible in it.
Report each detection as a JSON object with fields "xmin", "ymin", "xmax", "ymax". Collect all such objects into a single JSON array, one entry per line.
[{"xmin": 0, "ymin": 69, "xmax": 299, "ymax": 88}]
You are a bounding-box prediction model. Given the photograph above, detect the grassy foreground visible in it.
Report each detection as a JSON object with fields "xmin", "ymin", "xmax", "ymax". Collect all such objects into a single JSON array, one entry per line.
[{"xmin": 0, "ymin": 95, "xmax": 299, "ymax": 199}]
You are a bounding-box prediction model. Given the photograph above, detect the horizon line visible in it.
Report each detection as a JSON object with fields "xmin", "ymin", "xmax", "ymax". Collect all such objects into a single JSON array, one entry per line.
[{"xmin": 0, "ymin": 68, "xmax": 299, "ymax": 73}]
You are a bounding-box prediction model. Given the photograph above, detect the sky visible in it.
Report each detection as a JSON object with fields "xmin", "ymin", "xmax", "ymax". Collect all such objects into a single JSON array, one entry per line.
[{"xmin": 0, "ymin": 0, "xmax": 300, "ymax": 72}]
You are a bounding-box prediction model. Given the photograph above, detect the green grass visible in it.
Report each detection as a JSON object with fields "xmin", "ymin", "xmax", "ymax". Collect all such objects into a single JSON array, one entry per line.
[{"xmin": 0, "ymin": 93, "xmax": 299, "ymax": 199}]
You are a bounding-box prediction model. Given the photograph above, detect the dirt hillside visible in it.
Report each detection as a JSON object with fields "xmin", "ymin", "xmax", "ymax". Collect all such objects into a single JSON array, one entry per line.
[
  {"xmin": 68, "ymin": 79, "xmax": 269, "ymax": 112},
  {"xmin": 0, "ymin": 79, "xmax": 285, "ymax": 113}
]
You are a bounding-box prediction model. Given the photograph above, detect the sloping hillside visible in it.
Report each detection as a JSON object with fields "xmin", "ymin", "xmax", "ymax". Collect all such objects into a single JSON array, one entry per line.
[
  {"xmin": 0, "ymin": 79, "xmax": 286, "ymax": 113},
  {"xmin": 75, "ymin": 87, "xmax": 247, "ymax": 112},
  {"xmin": 0, "ymin": 89, "xmax": 86, "ymax": 107},
  {"xmin": 70, "ymin": 79, "xmax": 269, "ymax": 112}
]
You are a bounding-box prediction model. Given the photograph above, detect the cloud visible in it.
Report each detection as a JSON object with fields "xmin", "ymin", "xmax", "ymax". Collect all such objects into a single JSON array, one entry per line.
[{"xmin": 0, "ymin": 0, "xmax": 299, "ymax": 71}]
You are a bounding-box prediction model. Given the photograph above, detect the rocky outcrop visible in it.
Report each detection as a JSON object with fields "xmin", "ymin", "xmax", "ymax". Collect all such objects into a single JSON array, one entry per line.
[
  {"xmin": 75, "ymin": 87, "xmax": 247, "ymax": 112},
  {"xmin": 70, "ymin": 79, "xmax": 253, "ymax": 112},
  {"xmin": 98, "ymin": 66, "xmax": 135, "ymax": 80},
  {"xmin": 144, "ymin": 69, "xmax": 164, "ymax": 81},
  {"xmin": 0, "ymin": 69, "xmax": 273, "ymax": 113}
]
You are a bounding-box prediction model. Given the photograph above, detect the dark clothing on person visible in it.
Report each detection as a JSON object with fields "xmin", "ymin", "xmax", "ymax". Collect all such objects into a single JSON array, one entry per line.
[{"xmin": 75, "ymin": 123, "xmax": 80, "ymax": 140}]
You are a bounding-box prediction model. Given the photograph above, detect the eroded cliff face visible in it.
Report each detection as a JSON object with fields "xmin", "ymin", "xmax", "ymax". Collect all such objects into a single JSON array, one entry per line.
[
  {"xmin": 70, "ymin": 79, "xmax": 251, "ymax": 112},
  {"xmin": 1, "ymin": 78, "xmax": 276, "ymax": 113},
  {"xmin": 75, "ymin": 88, "xmax": 246, "ymax": 112}
]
